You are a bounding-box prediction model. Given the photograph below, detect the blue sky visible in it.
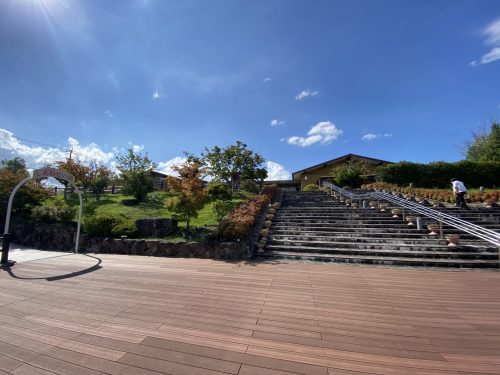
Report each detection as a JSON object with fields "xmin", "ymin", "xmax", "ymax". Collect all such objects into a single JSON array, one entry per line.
[{"xmin": 0, "ymin": 0, "xmax": 499, "ymax": 180}]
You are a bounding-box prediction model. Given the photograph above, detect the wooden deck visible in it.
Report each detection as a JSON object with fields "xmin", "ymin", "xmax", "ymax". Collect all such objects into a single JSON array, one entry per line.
[{"xmin": 1, "ymin": 253, "xmax": 500, "ymax": 375}]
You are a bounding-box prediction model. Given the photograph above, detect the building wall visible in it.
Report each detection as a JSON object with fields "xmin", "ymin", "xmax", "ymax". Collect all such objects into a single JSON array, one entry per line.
[{"xmin": 299, "ymin": 158, "xmax": 388, "ymax": 190}]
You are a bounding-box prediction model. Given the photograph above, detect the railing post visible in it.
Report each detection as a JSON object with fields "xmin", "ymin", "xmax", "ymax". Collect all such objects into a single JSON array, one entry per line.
[
  {"xmin": 416, "ymin": 217, "xmax": 422, "ymax": 230},
  {"xmin": 439, "ymin": 220, "xmax": 443, "ymax": 239},
  {"xmin": 402, "ymin": 207, "xmax": 405, "ymax": 221},
  {"xmin": 1, "ymin": 233, "xmax": 11, "ymax": 264}
]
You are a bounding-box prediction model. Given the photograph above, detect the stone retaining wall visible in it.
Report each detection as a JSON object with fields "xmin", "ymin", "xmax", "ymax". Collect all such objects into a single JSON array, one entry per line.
[{"xmin": 11, "ymin": 222, "xmax": 250, "ymax": 260}]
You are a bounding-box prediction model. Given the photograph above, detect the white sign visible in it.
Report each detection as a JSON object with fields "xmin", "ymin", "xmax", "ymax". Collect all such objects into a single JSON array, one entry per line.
[{"xmin": 33, "ymin": 167, "xmax": 75, "ymax": 184}]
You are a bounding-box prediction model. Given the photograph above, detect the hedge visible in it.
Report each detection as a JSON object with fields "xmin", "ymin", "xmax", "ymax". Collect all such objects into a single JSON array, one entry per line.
[{"xmin": 376, "ymin": 161, "xmax": 500, "ymax": 188}]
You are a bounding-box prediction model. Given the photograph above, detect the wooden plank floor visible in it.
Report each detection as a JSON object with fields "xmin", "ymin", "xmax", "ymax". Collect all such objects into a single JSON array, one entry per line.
[{"xmin": 1, "ymin": 253, "xmax": 500, "ymax": 375}]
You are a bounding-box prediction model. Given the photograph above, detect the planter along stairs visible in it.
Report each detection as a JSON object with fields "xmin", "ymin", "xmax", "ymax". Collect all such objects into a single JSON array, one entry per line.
[{"xmin": 259, "ymin": 191, "xmax": 500, "ymax": 268}]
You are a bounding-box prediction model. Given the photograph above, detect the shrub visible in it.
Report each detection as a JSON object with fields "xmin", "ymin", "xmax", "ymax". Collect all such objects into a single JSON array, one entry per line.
[
  {"xmin": 303, "ymin": 184, "xmax": 320, "ymax": 191},
  {"xmin": 240, "ymin": 179, "xmax": 259, "ymax": 194},
  {"xmin": 211, "ymin": 199, "xmax": 233, "ymax": 223},
  {"xmin": 0, "ymin": 169, "xmax": 49, "ymax": 226},
  {"xmin": 111, "ymin": 220, "xmax": 138, "ymax": 238},
  {"xmin": 218, "ymin": 195, "xmax": 270, "ymax": 240},
  {"xmin": 376, "ymin": 161, "xmax": 500, "ymax": 188},
  {"xmin": 204, "ymin": 182, "xmax": 232, "ymax": 201},
  {"xmin": 261, "ymin": 184, "xmax": 278, "ymax": 199},
  {"xmin": 120, "ymin": 170, "xmax": 155, "ymax": 202},
  {"xmin": 362, "ymin": 182, "xmax": 500, "ymax": 204},
  {"xmin": 331, "ymin": 164, "xmax": 365, "ymax": 188},
  {"xmin": 83, "ymin": 213, "xmax": 123, "ymax": 237},
  {"xmin": 31, "ymin": 205, "xmax": 75, "ymax": 223}
]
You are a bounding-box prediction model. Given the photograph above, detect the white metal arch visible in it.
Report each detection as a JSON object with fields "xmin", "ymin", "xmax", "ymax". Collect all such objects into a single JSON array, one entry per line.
[{"xmin": 3, "ymin": 169, "xmax": 83, "ymax": 254}]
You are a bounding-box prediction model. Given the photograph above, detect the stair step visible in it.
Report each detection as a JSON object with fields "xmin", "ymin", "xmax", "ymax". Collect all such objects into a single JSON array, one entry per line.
[
  {"xmin": 259, "ymin": 251, "xmax": 499, "ymax": 268},
  {"xmin": 261, "ymin": 190, "xmax": 500, "ymax": 268},
  {"xmin": 265, "ymin": 242, "xmax": 497, "ymax": 254}
]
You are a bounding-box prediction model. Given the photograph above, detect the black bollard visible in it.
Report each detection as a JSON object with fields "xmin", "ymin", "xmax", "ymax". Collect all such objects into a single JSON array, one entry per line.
[{"xmin": 1, "ymin": 233, "xmax": 11, "ymax": 264}]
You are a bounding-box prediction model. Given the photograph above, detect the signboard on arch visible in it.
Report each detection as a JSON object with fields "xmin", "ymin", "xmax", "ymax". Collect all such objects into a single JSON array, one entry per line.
[{"xmin": 33, "ymin": 167, "xmax": 75, "ymax": 184}]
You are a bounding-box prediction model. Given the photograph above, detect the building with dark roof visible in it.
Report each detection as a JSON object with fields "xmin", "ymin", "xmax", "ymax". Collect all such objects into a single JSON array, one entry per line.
[{"xmin": 264, "ymin": 154, "xmax": 393, "ymax": 191}]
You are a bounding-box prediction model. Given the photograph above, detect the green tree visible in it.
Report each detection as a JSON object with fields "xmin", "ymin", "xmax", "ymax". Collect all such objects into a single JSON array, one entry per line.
[
  {"xmin": 165, "ymin": 161, "xmax": 205, "ymax": 228},
  {"xmin": 204, "ymin": 182, "xmax": 232, "ymax": 201},
  {"xmin": 465, "ymin": 122, "xmax": 500, "ymax": 162},
  {"xmin": 1, "ymin": 157, "xmax": 29, "ymax": 177},
  {"xmin": 0, "ymin": 158, "xmax": 49, "ymax": 229},
  {"xmin": 89, "ymin": 163, "xmax": 113, "ymax": 201},
  {"xmin": 202, "ymin": 141, "xmax": 267, "ymax": 191},
  {"xmin": 331, "ymin": 163, "xmax": 366, "ymax": 188},
  {"xmin": 55, "ymin": 157, "xmax": 92, "ymax": 199},
  {"xmin": 116, "ymin": 148, "xmax": 157, "ymax": 202}
]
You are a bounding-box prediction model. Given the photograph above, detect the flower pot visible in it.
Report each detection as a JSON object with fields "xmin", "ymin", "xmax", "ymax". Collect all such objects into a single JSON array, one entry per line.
[
  {"xmin": 427, "ymin": 223, "xmax": 439, "ymax": 235},
  {"xmin": 406, "ymin": 216, "xmax": 416, "ymax": 225},
  {"xmin": 445, "ymin": 234, "xmax": 459, "ymax": 247},
  {"xmin": 391, "ymin": 208, "xmax": 400, "ymax": 218}
]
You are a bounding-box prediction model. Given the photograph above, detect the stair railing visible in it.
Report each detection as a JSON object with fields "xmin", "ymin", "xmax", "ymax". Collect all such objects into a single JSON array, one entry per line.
[{"xmin": 323, "ymin": 182, "xmax": 500, "ymax": 248}]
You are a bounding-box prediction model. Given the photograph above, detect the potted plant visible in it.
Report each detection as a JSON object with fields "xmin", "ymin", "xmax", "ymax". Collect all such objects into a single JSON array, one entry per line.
[
  {"xmin": 391, "ymin": 208, "xmax": 400, "ymax": 218},
  {"xmin": 406, "ymin": 216, "xmax": 416, "ymax": 225},
  {"xmin": 427, "ymin": 223, "xmax": 439, "ymax": 235},
  {"xmin": 379, "ymin": 203, "xmax": 388, "ymax": 211},
  {"xmin": 445, "ymin": 234, "xmax": 459, "ymax": 247}
]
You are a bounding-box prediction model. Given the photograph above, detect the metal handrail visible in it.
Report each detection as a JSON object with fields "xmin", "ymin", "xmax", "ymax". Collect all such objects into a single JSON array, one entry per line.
[{"xmin": 323, "ymin": 182, "xmax": 500, "ymax": 247}]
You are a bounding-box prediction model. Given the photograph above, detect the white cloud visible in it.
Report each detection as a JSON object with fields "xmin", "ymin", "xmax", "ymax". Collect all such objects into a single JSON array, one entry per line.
[
  {"xmin": 157, "ymin": 156, "xmax": 187, "ymax": 176},
  {"xmin": 263, "ymin": 77, "xmax": 272, "ymax": 82},
  {"xmin": 295, "ymin": 90, "xmax": 319, "ymax": 101},
  {"xmin": 104, "ymin": 110, "xmax": 113, "ymax": 118},
  {"xmin": 284, "ymin": 121, "xmax": 343, "ymax": 147},
  {"xmin": 472, "ymin": 18, "xmax": 500, "ymax": 65},
  {"xmin": 484, "ymin": 18, "xmax": 500, "ymax": 45},
  {"xmin": 361, "ymin": 133, "xmax": 392, "ymax": 141},
  {"xmin": 152, "ymin": 90, "xmax": 162, "ymax": 100},
  {"xmin": 0, "ymin": 128, "xmax": 114, "ymax": 169},
  {"xmin": 270, "ymin": 119, "xmax": 285, "ymax": 126},
  {"xmin": 265, "ymin": 161, "xmax": 291, "ymax": 181},
  {"xmin": 478, "ymin": 47, "xmax": 500, "ymax": 65},
  {"xmin": 286, "ymin": 135, "xmax": 323, "ymax": 147},
  {"xmin": 131, "ymin": 144, "xmax": 144, "ymax": 153},
  {"xmin": 362, "ymin": 133, "xmax": 378, "ymax": 141}
]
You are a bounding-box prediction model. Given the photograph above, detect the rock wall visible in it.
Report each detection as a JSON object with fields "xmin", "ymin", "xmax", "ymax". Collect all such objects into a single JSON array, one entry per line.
[
  {"xmin": 135, "ymin": 218, "xmax": 177, "ymax": 237},
  {"xmin": 11, "ymin": 222, "xmax": 250, "ymax": 260}
]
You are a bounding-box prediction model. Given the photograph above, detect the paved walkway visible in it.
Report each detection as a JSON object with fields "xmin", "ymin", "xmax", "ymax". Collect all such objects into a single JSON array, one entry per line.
[{"xmin": 0, "ymin": 251, "xmax": 500, "ymax": 374}]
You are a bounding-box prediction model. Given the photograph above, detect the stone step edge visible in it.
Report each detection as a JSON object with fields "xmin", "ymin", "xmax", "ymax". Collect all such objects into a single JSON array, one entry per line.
[
  {"xmin": 260, "ymin": 251, "xmax": 500, "ymax": 266},
  {"xmin": 264, "ymin": 244, "xmax": 498, "ymax": 257}
]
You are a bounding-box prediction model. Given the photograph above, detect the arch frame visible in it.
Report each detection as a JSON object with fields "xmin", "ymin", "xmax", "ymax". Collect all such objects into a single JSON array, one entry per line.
[{"xmin": 2, "ymin": 168, "xmax": 83, "ymax": 263}]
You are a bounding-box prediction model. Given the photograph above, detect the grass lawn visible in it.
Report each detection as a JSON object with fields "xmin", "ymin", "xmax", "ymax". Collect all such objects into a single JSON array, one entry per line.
[{"xmin": 45, "ymin": 191, "xmax": 246, "ymax": 227}]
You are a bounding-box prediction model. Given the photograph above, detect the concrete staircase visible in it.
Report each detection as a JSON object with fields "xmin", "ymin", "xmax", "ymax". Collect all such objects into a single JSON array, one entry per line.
[{"xmin": 260, "ymin": 191, "xmax": 500, "ymax": 268}]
